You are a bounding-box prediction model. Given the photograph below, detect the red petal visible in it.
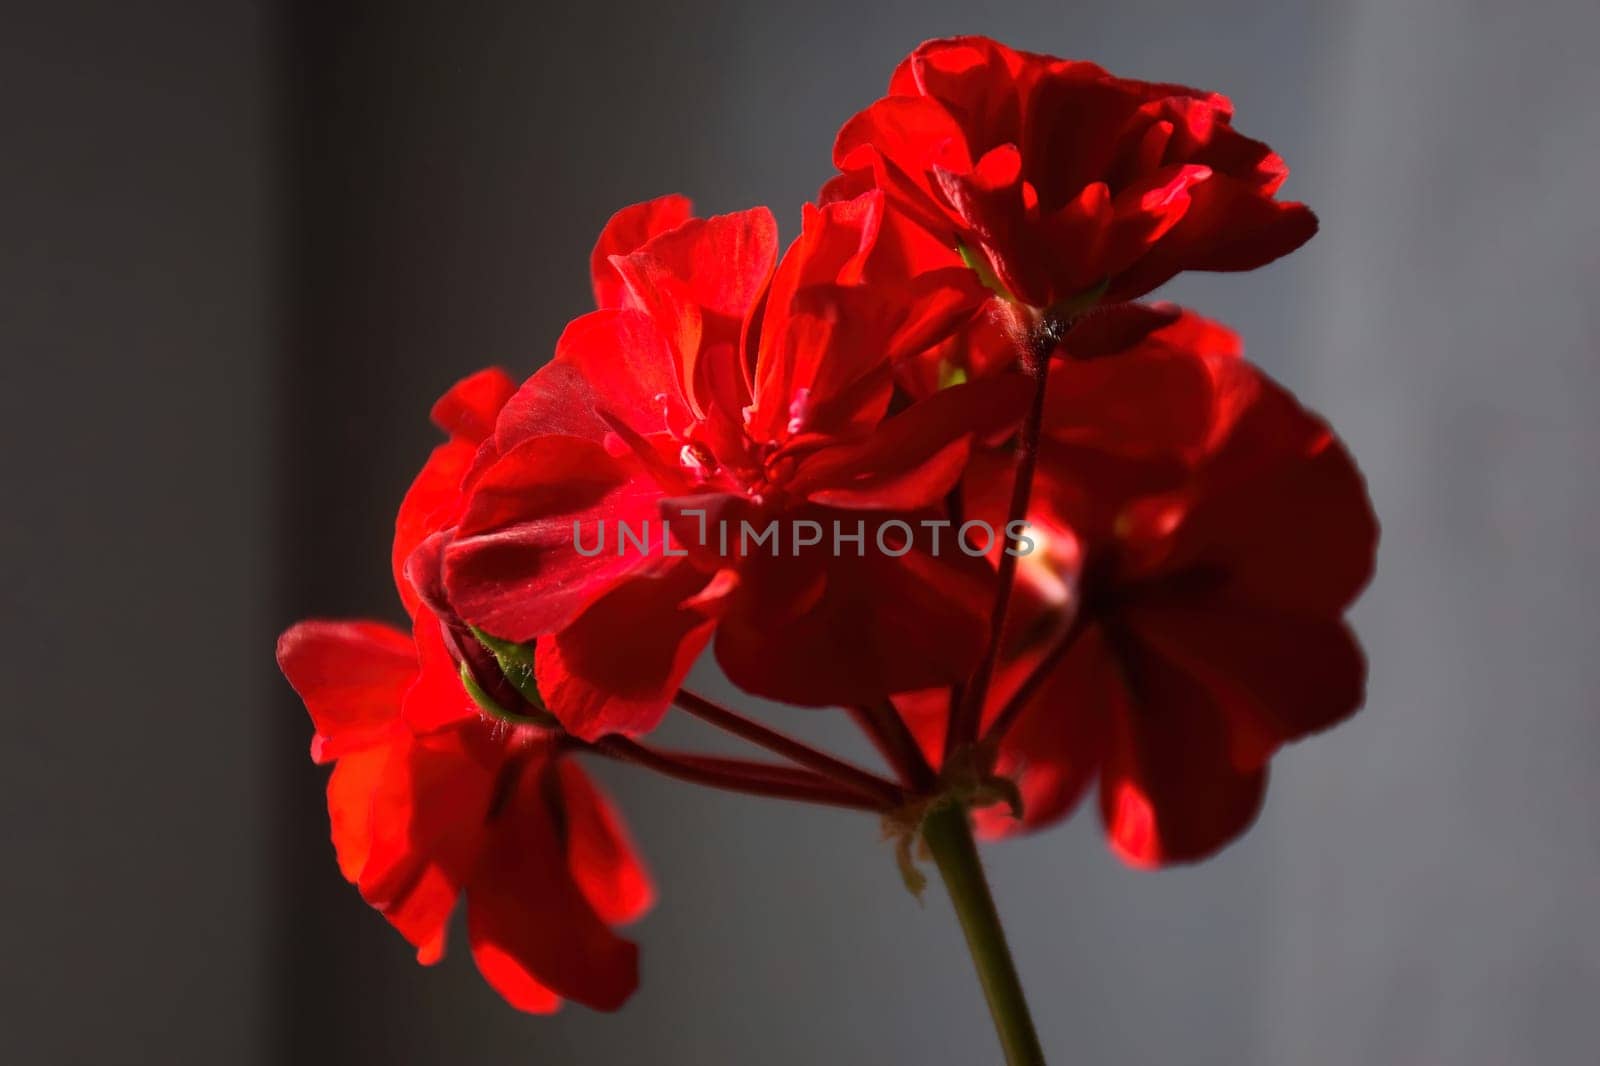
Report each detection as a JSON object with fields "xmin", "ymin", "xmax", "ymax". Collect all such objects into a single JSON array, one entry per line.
[
  {"xmin": 430, "ymin": 367, "xmax": 517, "ymax": 445},
  {"xmin": 780, "ymin": 266, "xmax": 989, "ymax": 419},
  {"xmin": 358, "ymin": 731, "xmax": 490, "ymax": 905},
  {"xmin": 352, "ymin": 731, "xmax": 487, "ymax": 964},
  {"xmin": 800, "ymin": 435, "xmax": 971, "ymax": 513},
  {"xmin": 1154, "ymin": 373, "xmax": 1378, "ymax": 613},
  {"xmin": 1093, "ymin": 163, "xmax": 1210, "ymax": 283},
  {"xmin": 326, "ymin": 745, "xmax": 386, "ymax": 882},
  {"xmin": 556, "ymin": 760, "xmax": 656, "ymax": 925},
  {"xmin": 1021, "ymin": 72, "xmax": 1152, "ymax": 207},
  {"xmin": 791, "ymin": 373, "xmax": 1029, "ymax": 511},
  {"xmin": 609, "ymin": 207, "xmax": 778, "ymax": 419},
  {"xmin": 279, "ymin": 621, "xmax": 485, "ymax": 963},
  {"xmin": 897, "ymin": 36, "xmax": 1032, "ymax": 144},
  {"xmin": 715, "ymin": 541, "xmax": 993, "ymax": 707},
  {"xmin": 535, "ymin": 561, "xmax": 716, "ymax": 740},
  {"xmin": 1044, "ymin": 309, "xmax": 1256, "ymax": 466},
  {"xmin": 494, "ymin": 309, "xmax": 687, "ymax": 450},
  {"xmin": 888, "ymin": 688, "xmax": 949, "ymax": 772},
  {"xmin": 613, "ymin": 206, "xmax": 778, "ymax": 323},
  {"xmin": 590, "ymin": 194, "xmax": 695, "ymax": 310},
  {"xmin": 1128, "ymin": 603, "xmax": 1366, "ymax": 767},
  {"xmin": 277, "ymin": 620, "xmax": 415, "ymax": 763},
  {"xmin": 393, "ymin": 439, "xmax": 475, "ymax": 615},
  {"xmin": 831, "ymin": 96, "xmax": 971, "ymax": 237},
  {"xmin": 935, "ymin": 161, "xmax": 1053, "ymax": 306},
  {"xmin": 444, "ymin": 436, "xmax": 665, "ymax": 642},
  {"xmin": 749, "ymin": 194, "xmax": 884, "ymax": 440},
  {"xmin": 391, "ymin": 371, "xmax": 517, "ymax": 613},
  {"xmin": 1154, "ymin": 96, "xmax": 1288, "ymax": 192},
  {"xmin": 468, "ymin": 938, "xmax": 564, "ymax": 1014},
  {"xmin": 1057, "ymin": 301, "xmax": 1181, "ymax": 359},
  {"xmin": 1108, "ymin": 174, "xmax": 1318, "ymax": 301},
  {"xmin": 401, "ymin": 612, "xmax": 480, "ymax": 734},
  {"xmin": 1096, "ymin": 630, "xmax": 1267, "ymax": 866},
  {"xmin": 381, "ymin": 861, "xmax": 458, "ymax": 967},
  {"xmin": 977, "ymin": 626, "xmax": 1114, "ymax": 838},
  {"xmin": 467, "ymin": 764, "xmax": 640, "ymax": 1012}
]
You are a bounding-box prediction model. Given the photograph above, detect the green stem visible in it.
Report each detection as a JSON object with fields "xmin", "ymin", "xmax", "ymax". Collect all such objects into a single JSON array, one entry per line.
[{"xmin": 922, "ymin": 803, "xmax": 1047, "ymax": 1066}]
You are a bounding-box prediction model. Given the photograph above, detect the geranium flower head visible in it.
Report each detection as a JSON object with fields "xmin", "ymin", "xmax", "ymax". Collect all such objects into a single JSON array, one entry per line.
[
  {"xmin": 439, "ymin": 192, "xmax": 1028, "ymax": 740},
  {"xmin": 825, "ymin": 35, "xmax": 1318, "ymax": 310},
  {"xmin": 898, "ymin": 311, "xmax": 1376, "ymax": 865}
]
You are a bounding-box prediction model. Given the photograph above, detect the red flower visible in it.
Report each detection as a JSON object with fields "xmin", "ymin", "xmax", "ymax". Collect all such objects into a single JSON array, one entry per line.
[
  {"xmin": 438, "ymin": 192, "xmax": 1027, "ymax": 739},
  {"xmin": 825, "ymin": 35, "xmax": 1318, "ymax": 309},
  {"xmin": 277, "ymin": 371, "xmax": 653, "ymax": 1012},
  {"xmin": 899, "ymin": 312, "xmax": 1377, "ymax": 865}
]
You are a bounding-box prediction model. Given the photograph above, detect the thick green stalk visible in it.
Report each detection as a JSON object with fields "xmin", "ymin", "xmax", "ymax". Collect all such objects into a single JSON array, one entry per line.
[{"xmin": 922, "ymin": 803, "xmax": 1047, "ymax": 1066}]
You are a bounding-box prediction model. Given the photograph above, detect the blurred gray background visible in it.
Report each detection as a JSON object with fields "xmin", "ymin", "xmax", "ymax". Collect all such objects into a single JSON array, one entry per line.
[{"xmin": 4, "ymin": 0, "xmax": 1596, "ymax": 1062}]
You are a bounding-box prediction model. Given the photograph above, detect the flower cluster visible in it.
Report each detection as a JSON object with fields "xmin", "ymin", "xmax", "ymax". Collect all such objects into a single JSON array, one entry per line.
[{"xmin": 279, "ymin": 35, "xmax": 1375, "ymax": 1017}]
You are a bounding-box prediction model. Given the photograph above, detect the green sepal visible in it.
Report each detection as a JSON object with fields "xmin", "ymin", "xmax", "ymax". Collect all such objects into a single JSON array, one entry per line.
[
  {"xmin": 470, "ymin": 625, "xmax": 547, "ymax": 711},
  {"xmin": 457, "ymin": 661, "xmax": 555, "ymax": 729}
]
